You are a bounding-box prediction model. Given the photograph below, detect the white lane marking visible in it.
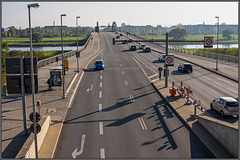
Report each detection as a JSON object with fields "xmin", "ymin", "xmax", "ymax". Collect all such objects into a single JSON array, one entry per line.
[
  {"xmin": 217, "ymin": 78, "xmax": 235, "ymax": 84},
  {"xmin": 151, "ymin": 78, "xmax": 159, "ymax": 82},
  {"xmin": 122, "ymin": 71, "xmax": 125, "ymax": 75},
  {"xmin": 99, "ymin": 91, "xmax": 102, "ymax": 98},
  {"xmin": 124, "ymin": 81, "xmax": 129, "ymax": 86},
  {"xmin": 66, "ymin": 73, "xmax": 78, "ymax": 95},
  {"xmin": 194, "ymin": 72, "xmax": 237, "ymax": 94},
  {"xmin": 99, "ymin": 122, "xmax": 103, "ymax": 135},
  {"xmin": 138, "ymin": 118, "xmax": 147, "ymax": 130},
  {"xmin": 148, "ymin": 74, "xmax": 158, "ymax": 79},
  {"xmin": 100, "ymin": 82, "xmax": 102, "ymax": 88},
  {"xmin": 72, "ymin": 134, "xmax": 86, "ymax": 158},
  {"xmin": 129, "ymin": 95, "xmax": 135, "ymax": 102},
  {"xmin": 100, "ymin": 148, "xmax": 105, "ymax": 159},
  {"xmin": 87, "ymin": 84, "xmax": 93, "ymax": 92},
  {"xmin": 99, "ymin": 104, "xmax": 102, "ymax": 112},
  {"xmin": 120, "ymin": 64, "xmax": 122, "ymax": 67},
  {"xmin": 101, "ymin": 70, "xmax": 103, "ymax": 73},
  {"xmin": 100, "ymin": 75, "xmax": 103, "ymax": 79}
]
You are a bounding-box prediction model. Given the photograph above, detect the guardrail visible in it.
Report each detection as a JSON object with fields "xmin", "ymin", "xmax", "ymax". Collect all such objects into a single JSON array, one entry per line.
[
  {"xmin": 37, "ymin": 34, "xmax": 92, "ymax": 68},
  {"xmin": 125, "ymin": 32, "xmax": 238, "ymax": 63}
]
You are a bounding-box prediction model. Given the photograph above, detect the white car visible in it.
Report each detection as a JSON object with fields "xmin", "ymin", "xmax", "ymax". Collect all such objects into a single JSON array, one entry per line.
[
  {"xmin": 159, "ymin": 54, "xmax": 165, "ymax": 61},
  {"xmin": 139, "ymin": 44, "xmax": 145, "ymax": 49}
]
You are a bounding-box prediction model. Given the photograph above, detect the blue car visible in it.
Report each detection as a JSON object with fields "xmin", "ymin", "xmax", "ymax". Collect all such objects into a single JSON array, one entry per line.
[{"xmin": 94, "ymin": 60, "xmax": 104, "ymax": 70}]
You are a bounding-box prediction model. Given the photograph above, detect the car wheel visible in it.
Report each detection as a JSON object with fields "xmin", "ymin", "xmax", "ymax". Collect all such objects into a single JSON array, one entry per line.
[
  {"xmin": 220, "ymin": 111, "xmax": 225, "ymax": 117},
  {"xmin": 210, "ymin": 104, "xmax": 213, "ymax": 110}
]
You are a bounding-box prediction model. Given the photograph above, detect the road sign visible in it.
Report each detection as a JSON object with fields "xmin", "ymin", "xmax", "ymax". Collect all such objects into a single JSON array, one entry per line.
[
  {"xmin": 30, "ymin": 123, "xmax": 41, "ymax": 133},
  {"xmin": 165, "ymin": 55, "xmax": 174, "ymax": 66},
  {"xmin": 64, "ymin": 60, "xmax": 69, "ymax": 71},
  {"xmin": 204, "ymin": 37, "xmax": 213, "ymax": 48},
  {"xmin": 29, "ymin": 112, "xmax": 41, "ymax": 122}
]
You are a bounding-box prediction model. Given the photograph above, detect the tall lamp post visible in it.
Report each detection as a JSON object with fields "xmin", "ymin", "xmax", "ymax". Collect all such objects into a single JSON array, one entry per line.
[
  {"xmin": 27, "ymin": 3, "xmax": 40, "ymax": 158},
  {"xmin": 215, "ymin": 16, "xmax": 219, "ymax": 71},
  {"xmin": 61, "ymin": 14, "xmax": 66, "ymax": 99},
  {"xmin": 76, "ymin": 16, "xmax": 80, "ymax": 72}
]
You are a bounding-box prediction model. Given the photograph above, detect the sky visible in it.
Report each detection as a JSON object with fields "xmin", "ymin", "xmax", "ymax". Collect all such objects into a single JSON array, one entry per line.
[{"xmin": 1, "ymin": 1, "xmax": 238, "ymax": 29}]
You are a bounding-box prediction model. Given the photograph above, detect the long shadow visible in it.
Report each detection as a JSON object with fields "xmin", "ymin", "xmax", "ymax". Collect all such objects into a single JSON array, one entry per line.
[
  {"xmin": 2, "ymin": 96, "xmax": 22, "ymax": 104},
  {"xmin": 106, "ymin": 113, "xmax": 145, "ymax": 127},
  {"xmin": 83, "ymin": 68, "xmax": 95, "ymax": 72},
  {"xmin": 152, "ymin": 60, "xmax": 162, "ymax": 64},
  {"xmin": 205, "ymin": 110, "xmax": 238, "ymax": 124},
  {"xmin": 2, "ymin": 129, "xmax": 30, "ymax": 158}
]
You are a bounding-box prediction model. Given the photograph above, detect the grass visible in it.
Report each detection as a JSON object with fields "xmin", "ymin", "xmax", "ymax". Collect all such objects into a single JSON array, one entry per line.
[
  {"xmin": 2, "ymin": 74, "xmax": 6, "ymax": 90},
  {"xmin": 138, "ymin": 34, "xmax": 238, "ymax": 43}
]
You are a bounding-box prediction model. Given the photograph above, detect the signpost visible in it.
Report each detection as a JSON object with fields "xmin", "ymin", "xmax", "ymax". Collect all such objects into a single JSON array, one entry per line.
[
  {"xmin": 165, "ymin": 55, "xmax": 174, "ymax": 66},
  {"xmin": 204, "ymin": 37, "xmax": 213, "ymax": 48}
]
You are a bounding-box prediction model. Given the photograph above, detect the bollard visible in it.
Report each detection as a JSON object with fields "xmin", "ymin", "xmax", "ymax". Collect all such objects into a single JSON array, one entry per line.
[{"xmin": 172, "ymin": 81, "xmax": 174, "ymax": 88}]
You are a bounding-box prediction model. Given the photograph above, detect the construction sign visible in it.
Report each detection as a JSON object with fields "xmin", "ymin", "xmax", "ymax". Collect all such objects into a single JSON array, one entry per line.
[{"xmin": 64, "ymin": 60, "xmax": 68, "ymax": 71}]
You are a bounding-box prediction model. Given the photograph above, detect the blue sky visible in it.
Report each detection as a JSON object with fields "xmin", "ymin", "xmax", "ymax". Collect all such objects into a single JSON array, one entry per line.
[{"xmin": 2, "ymin": 2, "xmax": 238, "ymax": 29}]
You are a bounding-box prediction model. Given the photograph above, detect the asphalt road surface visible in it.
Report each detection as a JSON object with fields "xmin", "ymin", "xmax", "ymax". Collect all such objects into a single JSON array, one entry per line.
[{"xmin": 54, "ymin": 32, "xmax": 215, "ymax": 158}]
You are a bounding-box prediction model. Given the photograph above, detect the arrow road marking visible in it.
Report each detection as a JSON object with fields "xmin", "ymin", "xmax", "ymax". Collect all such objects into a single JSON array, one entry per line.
[
  {"xmin": 87, "ymin": 84, "xmax": 93, "ymax": 92},
  {"xmin": 72, "ymin": 134, "xmax": 86, "ymax": 158}
]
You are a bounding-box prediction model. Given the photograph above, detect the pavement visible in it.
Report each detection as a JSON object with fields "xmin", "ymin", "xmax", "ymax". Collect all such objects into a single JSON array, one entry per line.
[{"xmin": 1, "ymin": 32, "xmax": 102, "ymax": 159}]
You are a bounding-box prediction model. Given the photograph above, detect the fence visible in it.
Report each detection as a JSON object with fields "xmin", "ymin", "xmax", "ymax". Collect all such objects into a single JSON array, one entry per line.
[{"xmin": 37, "ymin": 34, "xmax": 92, "ymax": 68}]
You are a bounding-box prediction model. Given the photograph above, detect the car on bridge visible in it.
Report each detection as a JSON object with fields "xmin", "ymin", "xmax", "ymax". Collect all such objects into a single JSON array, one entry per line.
[
  {"xmin": 159, "ymin": 54, "xmax": 165, "ymax": 62},
  {"xmin": 210, "ymin": 97, "xmax": 239, "ymax": 117},
  {"xmin": 122, "ymin": 40, "xmax": 128, "ymax": 44},
  {"xmin": 139, "ymin": 44, "xmax": 145, "ymax": 49},
  {"xmin": 120, "ymin": 33, "xmax": 123, "ymax": 36},
  {"xmin": 128, "ymin": 39, "xmax": 133, "ymax": 42},
  {"xmin": 178, "ymin": 63, "xmax": 193, "ymax": 73},
  {"xmin": 94, "ymin": 60, "xmax": 104, "ymax": 70},
  {"xmin": 116, "ymin": 35, "xmax": 120, "ymax": 39},
  {"xmin": 129, "ymin": 44, "xmax": 137, "ymax": 51},
  {"xmin": 143, "ymin": 46, "xmax": 151, "ymax": 52}
]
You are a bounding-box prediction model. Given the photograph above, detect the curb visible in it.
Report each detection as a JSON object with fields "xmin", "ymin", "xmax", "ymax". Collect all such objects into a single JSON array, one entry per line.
[{"xmin": 50, "ymin": 32, "xmax": 103, "ymax": 158}]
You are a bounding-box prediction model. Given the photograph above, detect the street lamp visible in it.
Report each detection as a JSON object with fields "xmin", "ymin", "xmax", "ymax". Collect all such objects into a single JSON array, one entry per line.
[
  {"xmin": 215, "ymin": 16, "xmax": 219, "ymax": 71},
  {"xmin": 61, "ymin": 14, "xmax": 66, "ymax": 99},
  {"xmin": 76, "ymin": 16, "xmax": 80, "ymax": 73},
  {"xmin": 27, "ymin": 3, "xmax": 39, "ymax": 159}
]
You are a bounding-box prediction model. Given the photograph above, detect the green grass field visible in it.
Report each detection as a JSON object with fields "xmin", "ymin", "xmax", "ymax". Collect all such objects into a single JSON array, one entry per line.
[{"xmin": 138, "ymin": 34, "xmax": 238, "ymax": 43}]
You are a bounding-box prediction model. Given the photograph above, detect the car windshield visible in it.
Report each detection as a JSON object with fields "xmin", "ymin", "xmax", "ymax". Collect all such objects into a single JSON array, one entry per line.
[
  {"xmin": 96, "ymin": 61, "xmax": 103, "ymax": 64},
  {"xmin": 226, "ymin": 102, "xmax": 238, "ymax": 107}
]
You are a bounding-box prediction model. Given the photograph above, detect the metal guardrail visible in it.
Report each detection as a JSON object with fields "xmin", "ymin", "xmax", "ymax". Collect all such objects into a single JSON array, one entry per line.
[
  {"xmin": 126, "ymin": 32, "xmax": 238, "ymax": 63},
  {"xmin": 37, "ymin": 34, "xmax": 92, "ymax": 68}
]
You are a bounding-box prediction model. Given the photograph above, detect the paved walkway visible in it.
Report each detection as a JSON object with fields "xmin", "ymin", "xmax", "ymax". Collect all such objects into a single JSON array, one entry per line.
[{"xmin": 1, "ymin": 32, "xmax": 101, "ymax": 158}]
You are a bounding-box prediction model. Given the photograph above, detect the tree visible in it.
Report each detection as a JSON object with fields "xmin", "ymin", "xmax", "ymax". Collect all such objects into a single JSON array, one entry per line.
[
  {"xmin": 169, "ymin": 28, "xmax": 187, "ymax": 40},
  {"xmin": 222, "ymin": 29, "xmax": 234, "ymax": 40},
  {"xmin": 32, "ymin": 32, "xmax": 43, "ymax": 42}
]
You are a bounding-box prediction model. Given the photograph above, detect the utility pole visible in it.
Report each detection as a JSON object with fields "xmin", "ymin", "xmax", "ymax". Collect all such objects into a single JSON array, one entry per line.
[{"xmin": 165, "ymin": 33, "xmax": 169, "ymax": 87}]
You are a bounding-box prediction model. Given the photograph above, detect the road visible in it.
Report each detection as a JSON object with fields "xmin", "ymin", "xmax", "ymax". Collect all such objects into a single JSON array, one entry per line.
[
  {"xmin": 119, "ymin": 34, "xmax": 238, "ymax": 125},
  {"xmin": 54, "ymin": 32, "xmax": 214, "ymax": 158}
]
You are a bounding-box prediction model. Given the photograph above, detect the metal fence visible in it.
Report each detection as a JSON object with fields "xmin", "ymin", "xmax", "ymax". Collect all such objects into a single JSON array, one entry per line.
[{"xmin": 37, "ymin": 34, "xmax": 92, "ymax": 68}]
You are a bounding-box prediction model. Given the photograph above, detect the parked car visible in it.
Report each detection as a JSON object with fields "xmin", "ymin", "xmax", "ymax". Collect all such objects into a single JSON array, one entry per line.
[
  {"xmin": 94, "ymin": 60, "xmax": 104, "ymax": 70},
  {"xmin": 143, "ymin": 46, "xmax": 151, "ymax": 52},
  {"xmin": 116, "ymin": 35, "xmax": 120, "ymax": 39},
  {"xmin": 115, "ymin": 31, "xmax": 118, "ymax": 34},
  {"xmin": 120, "ymin": 33, "xmax": 123, "ymax": 36},
  {"xmin": 210, "ymin": 97, "xmax": 239, "ymax": 117},
  {"xmin": 178, "ymin": 63, "xmax": 193, "ymax": 73},
  {"xmin": 159, "ymin": 54, "xmax": 165, "ymax": 61},
  {"xmin": 128, "ymin": 39, "xmax": 133, "ymax": 42},
  {"xmin": 139, "ymin": 44, "xmax": 145, "ymax": 49},
  {"xmin": 129, "ymin": 44, "xmax": 137, "ymax": 51},
  {"xmin": 122, "ymin": 40, "xmax": 128, "ymax": 44}
]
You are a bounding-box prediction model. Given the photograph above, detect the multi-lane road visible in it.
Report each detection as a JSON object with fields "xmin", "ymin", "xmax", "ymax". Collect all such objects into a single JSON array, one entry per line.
[{"xmin": 54, "ymin": 32, "xmax": 216, "ymax": 158}]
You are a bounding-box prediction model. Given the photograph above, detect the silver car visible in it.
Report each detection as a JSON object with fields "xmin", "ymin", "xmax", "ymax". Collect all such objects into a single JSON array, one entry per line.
[
  {"xmin": 159, "ymin": 54, "xmax": 165, "ymax": 61},
  {"xmin": 210, "ymin": 97, "xmax": 239, "ymax": 117}
]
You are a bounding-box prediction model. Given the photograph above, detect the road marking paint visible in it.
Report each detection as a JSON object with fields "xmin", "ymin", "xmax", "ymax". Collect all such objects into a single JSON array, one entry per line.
[
  {"xmin": 120, "ymin": 64, "xmax": 122, "ymax": 67},
  {"xmin": 129, "ymin": 95, "xmax": 135, "ymax": 102},
  {"xmin": 124, "ymin": 81, "xmax": 129, "ymax": 86},
  {"xmin": 99, "ymin": 104, "xmax": 102, "ymax": 112},
  {"xmin": 122, "ymin": 71, "xmax": 125, "ymax": 75},
  {"xmin": 100, "ymin": 148, "xmax": 105, "ymax": 159},
  {"xmin": 99, "ymin": 122, "xmax": 103, "ymax": 135},
  {"xmin": 72, "ymin": 134, "xmax": 86, "ymax": 158},
  {"xmin": 148, "ymin": 74, "xmax": 158, "ymax": 79},
  {"xmin": 217, "ymin": 78, "xmax": 235, "ymax": 84},
  {"xmin": 100, "ymin": 75, "xmax": 103, "ymax": 79},
  {"xmin": 87, "ymin": 84, "xmax": 93, "ymax": 92},
  {"xmin": 101, "ymin": 70, "xmax": 103, "ymax": 73},
  {"xmin": 100, "ymin": 82, "xmax": 102, "ymax": 87},
  {"xmin": 99, "ymin": 91, "xmax": 102, "ymax": 98},
  {"xmin": 151, "ymin": 78, "xmax": 159, "ymax": 82},
  {"xmin": 138, "ymin": 118, "xmax": 147, "ymax": 130},
  {"xmin": 66, "ymin": 73, "xmax": 78, "ymax": 95}
]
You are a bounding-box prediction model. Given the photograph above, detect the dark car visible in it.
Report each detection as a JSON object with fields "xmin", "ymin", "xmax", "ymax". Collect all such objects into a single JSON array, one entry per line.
[
  {"xmin": 120, "ymin": 33, "xmax": 123, "ymax": 36},
  {"xmin": 116, "ymin": 35, "xmax": 120, "ymax": 39},
  {"xmin": 129, "ymin": 44, "xmax": 137, "ymax": 51},
  {"xmin": 143, "ymin": 46, "xmax": 151, "ymax": 52},
  {"xmin": 128, "ymin": 39, "xmax": 133, "ymax": 42},
  {"xmin": 122, "ymin": 40, "xmax": 128, "ymax": 44},
  {"xmin": 178, "ymin": 63, "xmax": 193, "ymax": 73},
  {"xmin": 94, "ymin": 60, "xmax": 104, "ymax": 70}
]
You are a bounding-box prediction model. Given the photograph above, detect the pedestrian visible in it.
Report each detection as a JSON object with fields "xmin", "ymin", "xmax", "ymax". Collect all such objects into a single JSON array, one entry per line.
[{"xmin": 47, "ymin": 77, "xmax": 53, "ymax": 91}]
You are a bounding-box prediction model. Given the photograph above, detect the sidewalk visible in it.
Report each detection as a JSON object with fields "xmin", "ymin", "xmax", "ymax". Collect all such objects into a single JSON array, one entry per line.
[
  {"xmin": 1, "ymin": 32, "xmax": 102, "ymax": 158},
  {"xmin": 127, "ymin": 34, "xmax": 238, "ymax": 81}
]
